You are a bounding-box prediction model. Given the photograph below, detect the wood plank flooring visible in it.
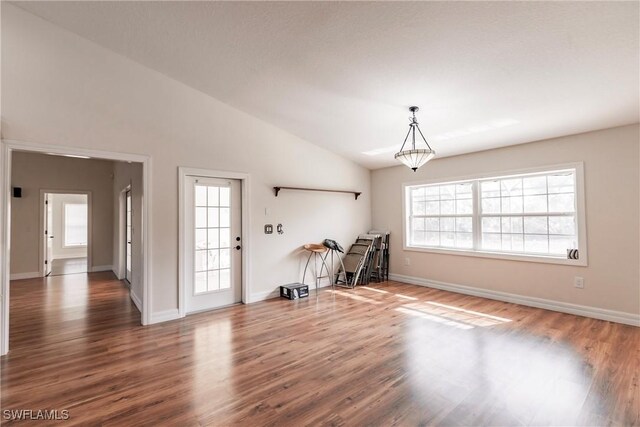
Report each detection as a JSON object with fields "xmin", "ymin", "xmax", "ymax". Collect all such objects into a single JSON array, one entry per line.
[
  {"xmin": 1, "ymin": 273, "xmax": 638, "ymax": 426},
  {"xmin": 49, "ymin": 257, "xmax": 88, "ymax": 276}
]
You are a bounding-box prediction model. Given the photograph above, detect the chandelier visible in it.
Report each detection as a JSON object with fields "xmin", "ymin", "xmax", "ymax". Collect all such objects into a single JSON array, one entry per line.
[{"xmin": 394, "ymin": 106, "xmax": 436, "ymax": 172}]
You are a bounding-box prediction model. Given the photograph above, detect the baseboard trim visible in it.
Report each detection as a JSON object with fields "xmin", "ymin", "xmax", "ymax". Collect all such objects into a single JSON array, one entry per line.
[
  {"xmin": 117, "ymin": 273, "xmax": 128, "ymax": 284},
  {"xmin": 89, "ymin": 265, "xmax": 113, "ymax": 273},
  {"xmin": 389, "ymin": 273, "xmax": 640, "ymax": 327},
  {"xmin": 249, "ymin": 289, "xmax": 279, "ymax": 303},
  {"xmin": 112, "ymin": 269, "xmax": 124, "ymax": 281},
  {"xmin": 51, "ymin": 254, "xmax": 87, "ymax": 260},
  {"xmin": 130, "ymin": 290, "xmax": 142, "ymax": 314},
  {"xmin": 150, "ymin": 309, "xmax": 180, "ymax": 324},
  {"xmin": 9, "ymin": 272, "xmax": 40, "ymax": 280}
]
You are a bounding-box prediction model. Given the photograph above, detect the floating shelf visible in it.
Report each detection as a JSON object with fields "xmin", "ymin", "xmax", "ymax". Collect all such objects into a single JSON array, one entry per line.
[{"xmin": 274, "ymin": 186, "xmax": 362, "ymax": 200}]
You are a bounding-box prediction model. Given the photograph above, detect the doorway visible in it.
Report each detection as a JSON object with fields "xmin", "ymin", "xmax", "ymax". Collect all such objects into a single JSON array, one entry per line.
[
  {"xmin": 1, "ymin": 140, "xmax": 152, "ymax": 356},
  {"xmin": 179, "ymin": 168, "xmax": 250, "ymax": 316},
  {"xmin": 43, "ymin": 192, "xmax": 90, "ymax": 276},
  {"xmin": 184, "ymin": 176, "xmax": 242, "ymax": 313},
  {"xmin": 125, "ymin": 188, "xmax": 132, "ymax": 283}
]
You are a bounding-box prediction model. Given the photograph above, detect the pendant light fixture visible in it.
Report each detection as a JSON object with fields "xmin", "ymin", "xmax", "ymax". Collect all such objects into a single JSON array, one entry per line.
[{"xmin": 394, "ymin": 106, "xmax": 436, "ymax": 172}]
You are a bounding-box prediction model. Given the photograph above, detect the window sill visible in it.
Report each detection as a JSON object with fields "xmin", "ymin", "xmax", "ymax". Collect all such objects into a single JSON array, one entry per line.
[{"xmin": 404, "ymin": 245, "xmax": 588, "ymax": 266}]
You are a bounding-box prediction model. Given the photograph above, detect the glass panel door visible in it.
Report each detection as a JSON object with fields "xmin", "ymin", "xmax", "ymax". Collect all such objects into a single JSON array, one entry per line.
[
  {"xmin": 194, "ymin": 183, "xmax": 233, "ymax": 293},
  {"xmin": 185, "ymin": 176, "xmax": 242, "ymax": 313}
]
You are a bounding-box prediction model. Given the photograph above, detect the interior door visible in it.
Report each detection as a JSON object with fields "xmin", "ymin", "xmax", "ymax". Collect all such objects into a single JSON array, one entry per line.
[
  {"xmin": 125, "ymin": 189, "xmax": 132, "ymax": 283},
  {"xmin": 184, "ymin": 176, "xmax": 242, "ymax": 313},
  {"xmin": 44, "ymin": 194, "xmax": 53, "ymax": 276}
]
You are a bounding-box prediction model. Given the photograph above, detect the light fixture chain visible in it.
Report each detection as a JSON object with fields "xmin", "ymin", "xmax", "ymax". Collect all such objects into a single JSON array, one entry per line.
[{"xmin": 412, "ymin": 125, "xmax": 417, "ymax": 150}]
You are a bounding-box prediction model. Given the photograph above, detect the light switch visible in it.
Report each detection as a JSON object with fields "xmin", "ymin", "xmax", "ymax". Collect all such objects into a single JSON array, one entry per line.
[{"xmin": 264, "ymin": 224, "xmax": 273, "ymax": 234}]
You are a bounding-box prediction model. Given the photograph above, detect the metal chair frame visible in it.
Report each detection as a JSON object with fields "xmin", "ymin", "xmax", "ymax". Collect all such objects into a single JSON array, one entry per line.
[{"xmin": 335, "ymin": 241, "xmax": 373, "ymax": 289}]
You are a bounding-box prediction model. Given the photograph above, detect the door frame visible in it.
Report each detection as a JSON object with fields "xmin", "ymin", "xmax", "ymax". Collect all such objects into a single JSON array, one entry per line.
[
  {"xmin": 114, "ymin": 186, "xmax": 130, "ymax": 281},
  {"xmin": 178, "ymin": 167, "xmax": 251, "ymax": 317},
  {"xmin": 114, "ymin": 185, "xmax": 133, "ymax": 282},
  {"xmin": 0, "ymin": 139, "xmax": 153, "ymax": 356},
  {"xmin": 40, "ymin": 190, "xmax": 93, "ymax": 277}
]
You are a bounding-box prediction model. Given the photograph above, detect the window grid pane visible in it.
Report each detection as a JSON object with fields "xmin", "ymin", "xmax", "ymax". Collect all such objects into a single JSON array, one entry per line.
[
  {"xmin": 409, "ymin": 181, "xmax": 473, "ymax": 250},
  {"xmin": 408, "ymin": 169, "xmax": 579, "ymax": 259},
  {"xmin": 479, "ymin": 171, "xmax": 577, "ymax": 256},
  {"xmin": 194, "ymin": 183, "xmax": 232, "ymax": 295}
]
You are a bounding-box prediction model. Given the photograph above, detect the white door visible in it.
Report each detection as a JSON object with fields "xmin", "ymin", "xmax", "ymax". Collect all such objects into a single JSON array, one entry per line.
[
  {"xmin": 45, "ymin": 194, "xmax": 54, "ymax": 276},
  {"xmin": 184, "ymin": 176, "xmax": 242, "ymax": 313},
  {"xmin": 125, "ymin": 189, "xmax": 132, "ymax": 283}
]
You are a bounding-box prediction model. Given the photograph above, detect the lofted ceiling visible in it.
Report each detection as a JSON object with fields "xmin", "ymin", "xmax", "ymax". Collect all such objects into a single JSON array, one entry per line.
[{"xmin": 11, "ymin": 1, "xmax": 640, "ymax": 169}]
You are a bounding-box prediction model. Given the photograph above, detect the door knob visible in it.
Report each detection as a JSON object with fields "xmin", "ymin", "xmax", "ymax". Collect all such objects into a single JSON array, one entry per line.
[{"xmin": 235, "ymin": 245, "xmax": 241, "ymax": 250}]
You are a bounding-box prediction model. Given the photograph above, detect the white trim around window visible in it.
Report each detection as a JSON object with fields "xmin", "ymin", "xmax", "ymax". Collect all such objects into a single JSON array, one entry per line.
[{"xmin": 402, "ymin": 162, "xmax": 588, "ymax": 266}]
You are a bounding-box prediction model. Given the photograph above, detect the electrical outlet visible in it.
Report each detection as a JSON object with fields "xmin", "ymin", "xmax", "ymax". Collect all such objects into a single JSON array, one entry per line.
[
  {"xmin": 404, "ymin": 257, "xmax": 411, "ymax": 266},
  {"xmin": 574, "ymin": 276, "xmax": 584, "ymax": 289}
]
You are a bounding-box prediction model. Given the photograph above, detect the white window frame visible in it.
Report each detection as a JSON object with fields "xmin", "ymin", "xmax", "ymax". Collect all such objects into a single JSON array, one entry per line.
[
  {"xmin": 402, "ymin": 162, "xmax": 588, "ymax": 266},
  {"xmin": 62, "ymin": 202, "xmax": 88, "ymax": 248}
]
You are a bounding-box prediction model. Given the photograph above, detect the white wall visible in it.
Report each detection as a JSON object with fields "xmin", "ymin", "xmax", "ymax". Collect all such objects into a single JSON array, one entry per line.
[
  {"xmin": 49, "ymin": 193, "xmax": 88, "ymax": 260},
  {"xmin": 1, "ymin": 5, "xmax": 372, "ymax": 315},
  {"xmin": 112, "ymin": 161, "xmax": 143, "ymax": 309},
  {"xmin": 9, "ymin": 151, "xmax": 114, "ymax": 275},
  {"xmin": 372, "ymin": 124, "xmax": 640, "ymax": 316}
]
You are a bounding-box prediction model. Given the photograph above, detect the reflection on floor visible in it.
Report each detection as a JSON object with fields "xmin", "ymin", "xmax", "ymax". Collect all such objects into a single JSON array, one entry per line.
[
  {"xmin": 2, "ymin": 277, "xmax": 638, "ymax": 425},
  {"xmin": 50, "ymin": 257, "xmax": 87, "ymax": 276}
]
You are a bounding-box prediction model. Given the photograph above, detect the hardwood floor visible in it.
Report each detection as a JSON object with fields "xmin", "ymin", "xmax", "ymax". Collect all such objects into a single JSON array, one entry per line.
[
  {"xmin": 49, "ymin": 257, "xmax": 88, "ymax": 276},
  {"xmin": 1, "ymin": 273, "xmax": 638, "ymax": 426}
]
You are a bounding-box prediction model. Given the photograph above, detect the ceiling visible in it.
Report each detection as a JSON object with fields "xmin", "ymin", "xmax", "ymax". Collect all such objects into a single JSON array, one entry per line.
[{"xmin": 12, "ymin": 1, "xmax": 640, "ymax": 169}]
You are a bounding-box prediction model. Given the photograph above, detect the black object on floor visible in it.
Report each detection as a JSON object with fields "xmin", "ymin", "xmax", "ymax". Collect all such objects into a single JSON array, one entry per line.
[{"xmin": 280, "ymin": 283, "xmax": 309, "ymax": 300}]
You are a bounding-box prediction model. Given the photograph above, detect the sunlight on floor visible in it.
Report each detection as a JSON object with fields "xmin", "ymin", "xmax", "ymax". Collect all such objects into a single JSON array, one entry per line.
[
  {"xmin": 360, "ymin": 286, "xmax": 388, "ymax": 294},
  {"xmin": 350, "ymin": 286, "xmax": 512, "ymax": 329},
  {"xmin": 424, "ymin": 301, "xmax": 512, "ymax": 324},
  {"xmin": 397, "ymin": 301, "xmax": 512, "ymax": 329},
  {"xmin": 404, "ymin": 313, "xmax": 595, "ymax": 426},
  {"xmin": 194, "ymin": 319, "xmax": 232, "ymax": 400},
  {"xmin": 359, "ymin": 286, "xmax": 418, "ymax": 300},
  {"xmin": 394, "ymin": 293, "xmax": 418, "ymax": 301},
  {"xmin": 396, "ymin": 306, "xmax": 474, "ymax": 330},
  {"xmin": 330, "ymin": 289, "xmax": 382, "ymax": 304}
]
